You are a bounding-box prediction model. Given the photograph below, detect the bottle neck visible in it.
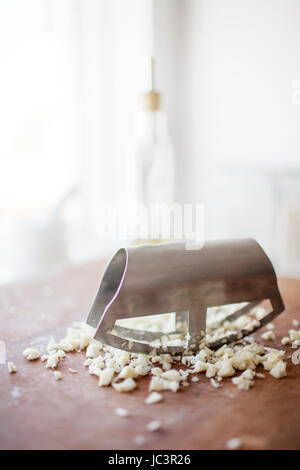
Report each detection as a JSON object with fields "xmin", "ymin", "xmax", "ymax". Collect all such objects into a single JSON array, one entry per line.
[{"xmin": 136, "ymin": 109, "xmax": 169, "ymax": 139}]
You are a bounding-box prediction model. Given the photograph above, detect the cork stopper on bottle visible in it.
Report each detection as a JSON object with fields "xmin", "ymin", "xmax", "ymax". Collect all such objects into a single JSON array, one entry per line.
[
  {"xmin": 140, "ymin": 91, "xmax": 161, "ymax": 111},
  {"xmin": 140, "ymin": 57, "xmax": 161, "ymax": 111}
]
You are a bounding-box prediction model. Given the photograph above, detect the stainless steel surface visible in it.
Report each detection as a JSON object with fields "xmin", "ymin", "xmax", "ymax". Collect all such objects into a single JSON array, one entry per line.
[{"xmin": 87, "ymin": 239, "xmax": 285, "ymax": 354}]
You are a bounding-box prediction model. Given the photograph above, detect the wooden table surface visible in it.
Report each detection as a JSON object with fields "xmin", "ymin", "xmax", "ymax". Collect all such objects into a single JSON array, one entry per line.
[{"xmin": 0, "ymin": 260, "xmax": 300, "ymax": 450}]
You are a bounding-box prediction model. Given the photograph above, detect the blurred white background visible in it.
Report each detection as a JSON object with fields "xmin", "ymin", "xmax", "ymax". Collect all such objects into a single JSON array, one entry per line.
[{"xmin": 1, "ymin": 0, "xmax": 300, "ymax": 283}]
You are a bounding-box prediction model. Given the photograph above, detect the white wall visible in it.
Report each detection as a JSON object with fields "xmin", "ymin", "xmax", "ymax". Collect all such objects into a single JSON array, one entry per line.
[{"xmin": 155, "ymin": 0, "xmax": 300, "ymax": 275}]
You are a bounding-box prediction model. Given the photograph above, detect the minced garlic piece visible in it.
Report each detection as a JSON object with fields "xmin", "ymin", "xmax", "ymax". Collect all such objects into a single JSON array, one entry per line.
[
  {"xmin": 292, "ymin": 319, "xmax": 299, "ymax": 327},
  {"xmin": 134, "ymin": 364, "xmax": 150, "ymax": 376},
  {"xmin": 262, "ymin": 349, "xmax": 285, "ymax": 371},
  {"xmin": 56, "ymin": 350, "xmax": 66, "ymax": 358},
  {"xmin": 68, "ymin": 368, "xmax": 78, "ymax": 373},
  {"xmin": 193, "ymin": 361, "xmax": 207, "ymax": 373},
  {"xmin": 41, "ymin": 355, "xmax": 48, "ymax": 362},
  {"xmin": 261, "ymin": 330, "xmax": 275, "ymax": 341},
  {"xmin": 46, "ymin": 353, "xmax": 60, "ymax": 369},
  {"xmin": 149, "ymin": 376, "xmax": 179, "ymax": 392},
  {"xmin": 161, "ymin": 369, "xmax": 181, "ymax": 382},
  {"xmin": 289, "ymin": 329, "xmax": 300, "ymax": 341},
  {"xmin": 8, "ymin": 362, "xmax": 17, "ymax": 373},
  {"xmin": 133, "ymin": 435, "xmax": 146, "ymax": 446},
  {"xmin": 240, "ymin": 369, "xmax": 255, "ymax": 380},
  {"xmin": 226, "ymin": 437, "xmax": 243, "ymax": 450},
  {"xmin": 147, "ymin": 420, "xmax": 161, "ymax": 431},
  {"xmin": 151, "ymin": 367, "xmax": 163, "ymax": 376},
  {"xmin": 145, "ymin": 392, "xmax": 163, "ymax": 404},
  {"xmin": 79, "ymin": 334, "xmax": 92, "ymax": 351},
  {"xmin": 232, "ymin": 375, "xmax": 254, "ymax": 390},
  {"xmin": 217, "ymin": 359, "xmax": 235, "ymax": 377},
  {"xmin": 112, "ymin": 378, "xmax": 137, "ymax": 392},
  {"xmin": 255, "ymin": 372, "xmax": 265, "ymax": 378},
  {"xmin": 118, "ymin": 366, "xmax": 138, "ymax": 379},
  {"xmin": 269, "ymin": 360, "xmax": 287, "ymax": 379},
  {"xmin": 98, "ymin": 367, "xmax": 115, "ymax": 386},
  {"xmin": 210, "ymin": 378, "xmax": 221, "ymax": 388},
  {"xmin": 53, "ymin": 371, "xmax": 62, "ymax": 381},
  {"xmin": 191, "ymin": 376, "xmax": 199, "ymax": 382},
  {"xmin": 291, "ymin": 349, "xmax": 300, "ymax": 365},
  {"xmin": 206, "ymin": 364, "xmax": 217, "ymax": 378},
  {"xmin": 46, "ymin": 338, "xmax": 60, "ymax": 354},
  {"xmin": 281, "ymin": 337, "xmax": 290, "ymax": 346},
  {"xmin": 86, "ymin": 341, "xmax": 101, "ymax": 359},
  {"xmin": 84, "ymin": 358, "xmax": 93, "ymax": 367},
  {"xmin": 23, "ymin": 348, "xmax": 40, "ymax": 361},
  {"xmin": 115, "ymin": 408, "xmax": 129, "ymax": 417}
]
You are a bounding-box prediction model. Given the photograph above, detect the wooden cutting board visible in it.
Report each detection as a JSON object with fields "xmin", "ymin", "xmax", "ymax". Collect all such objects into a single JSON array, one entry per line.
[{"xmin": 0, "ymin": 260, "xmax": 300, "ymax": 450}]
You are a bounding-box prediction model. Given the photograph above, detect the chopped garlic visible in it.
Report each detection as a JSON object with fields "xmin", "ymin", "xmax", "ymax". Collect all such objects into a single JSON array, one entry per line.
[
  {"xmin": 281, "ymin": 337, "xmax": 290, "ymax": 346},
  {"xmin": 86, "ymin": 341, "xmax": 101, "ymax": 359},
  {"xmin": 291, "ymin": 349, "xmax": 300, "ymax": 365},
  {"xmin": 133, "ymin": 435, "xmax": 146, "ymax": 446},
  {"xmin": 68, "ymin": 368, "xmax": 78, "ymax": 373},
  {"xmin": 241, "ymin": 369, "xmax": 255, "ymax": 380},
  {"xmin": 226, "ymin": 437, "xmax": 243, "ymax": 450},
  {"xmin": 193, "ymin": 360, "xmax": 207, "ymax": 373},
  {"xmin": 89, "ymin": 365, "xmax": 102, "ymax": 377},
  {"xmin": 151, "ymin": 367, "xmax": 163, "ymax": 376},
  {"xmin": 289, "ymin": 329, "xmax": 300, "ymax": 341},
  {"xmin": 149, "ymin": 376, "xmax": 179, "ymax": 392},
  {"xmin": 262, "ymin": 349, "xmax": 285, "ymax": 371},
  {"xmin": 112, "ymin": 378, "xmax": 137, "ymax": 393},
  {"xmin": 206, "ymin": 364, "xmax": 217, "ymax": 378},
  {"xmin": 269, "ymin": 360, "xmax": 287, "ymax": 379},
  {"xmin": 261, "ymin": 330, "xmax": 275, "ymax": 341},
  {"xmin": 210, "ymin": 378, "xmax": 221, "ymax": 388},
  {"xmin": 56, "ymin": 350, "xmax": 66, "ymax": 359},
  {"xmin": 41, "ymin": 355, "xmax": 48, "ymax": 362},
  {"xmin": 161, "ymin": 369, "xmax": 181, "ymax": 382},
  {"xmin": 46, "ymin": 353, "xmax": 60, "ymax": 369},
  {"xmin": 8, "ymin": 362, "xmax": 17, "ymax": 373},
  {"xmin": 147, "ymin": 420, "xmax": 161, "ymax": 431},
  {"xmin": 145, "ymin": 392, "xmax": 163, "ymax": 404},
  {"xmin": 53, "ymin": 371, "xmax": 62, "ymax": 381},
  {"xmin": 217, "ymin": 359, "xmax": 235, "ymax": 377},
  {"xmin": 98, "ymin": 367, "xmax": 115, "ymax": 386},
  {"xmin": 79, "ymin": 334, "xmax": 92, "ymax": 351},
  {"xmin": 23, "ymin": 348, "xmax": 40, "ymax": 361},
  {"xmin": 292, "ymin": 319, "xmax": 299, "ymax": 327},
  {"xmin": 46, "ymin": 338, "xmax": 60, "ymax": 354},
  {"xmin": 232, "ymin": 375, "xmax": 254, "ymax": 390},
  {"xmin": 115, "ymin": 408, "xmax": 129, "ymax": 417},
  {"xmin": 21, "ymin": 306, "xmax": 294, "ymax": 399},
  {"xmin": 118, "ymin": 366, "xmax": 138, "ymax": 379},
  {"xmin": 84, "ymin": 358, "xmax": 93, "ymax": 367}
]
